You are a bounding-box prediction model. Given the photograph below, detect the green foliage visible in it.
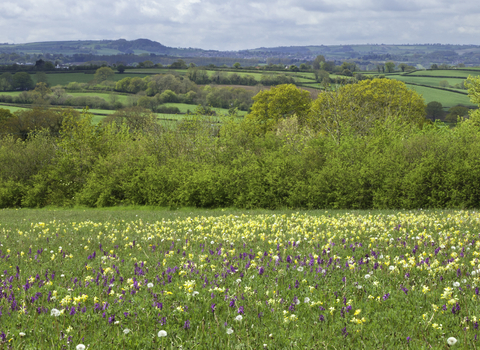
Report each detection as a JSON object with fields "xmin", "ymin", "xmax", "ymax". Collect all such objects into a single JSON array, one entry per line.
[
  {"xmin": 94, "ymin": 67, "xmax": 115, "ymax": 82},
  {"xmin": 245, "ymin": 84, "xmax": 312, "ymax": 134},
  {"xmin": 12, "ymin": 72, "xmax": 34, "ymax": 90},
  {"xmin": 311, "ymin": 79, "xmax": 426, "ymax": 143},
  {"xmin": 425, "ymin": 101, "xmax": 444, "ymax": 120}
]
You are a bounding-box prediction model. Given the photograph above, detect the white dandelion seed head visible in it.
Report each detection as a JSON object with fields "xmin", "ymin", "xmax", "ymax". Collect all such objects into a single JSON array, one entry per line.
[
  {"xmin": 123, "ymin": 328, "xmax": 131, "ymax": 334},
  {"xmin": 19, "ymin": 332, "xmax": 26, "ymax": 337},
  {"xmin": 147, "ymin": 283, "xmax": 154, "ymax": 288},
  {"xmin": 76, "ymin": 345, "xmax": 86, "ymax": 350},
  {"xmin": 158, "ymin": 330, "xmax": 167, "ymax": 337},
  {"xmin": 453, "ymin": 282, "xmax": 460, "ymax": 287},
  {"xmin": 357, "ymin": 285, "xmax": 363, "ymax": 289},
  {"xmin": 297, "ymin": 267, "xmax": 304, "ymax": 272},
  {"xmin": 364, "ymin": 274, "xmax": 371, "ymax": 279},
  {"xmin": 226, "ymin": 328, "xmax": 234, "ymax": 334},
  {"xmin": 304, "ymin": 297, "xmax": 310, "ymax": 303},
  {"xmin": 235, "ymin": 315, "xmax": 243, "ymax": 321},
  {"xmin": 447, "ymin": 337, "xmax": 457, "ymax": 345},
  {"xmin": 451, "ymin": 246, "xmax": 456, "ymax": 250}
]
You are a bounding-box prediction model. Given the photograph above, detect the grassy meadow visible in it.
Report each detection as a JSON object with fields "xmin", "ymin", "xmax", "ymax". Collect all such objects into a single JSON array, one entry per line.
[{"xmin": 0, "ymin": 208, "xmax": 479, "ymax": 349}]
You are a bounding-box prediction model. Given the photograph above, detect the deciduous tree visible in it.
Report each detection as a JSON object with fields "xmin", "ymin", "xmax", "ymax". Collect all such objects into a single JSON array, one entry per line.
[{"xmin": 245, "ymin": 84, "xmax": 312, "ymax": 134}]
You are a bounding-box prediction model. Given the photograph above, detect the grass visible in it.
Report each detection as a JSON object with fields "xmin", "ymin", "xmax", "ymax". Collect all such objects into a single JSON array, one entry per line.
[
  {"xmin": 39, "ymin": 73, "xmax": 154, "ymax": 86},
  {"xmin": 0, "ymin": 208, "xmax": 478, "ymax": 349},
  {"xmin": 391, "ymin": 75, "xmax": 468, "ymax": 89},
  {"xmin": 401, "ymin": 84, "xmax": 475, "ymax": 107},
  {"xmin": 405, "ymin": 70, "xmax": 480, "ymax": 78}
]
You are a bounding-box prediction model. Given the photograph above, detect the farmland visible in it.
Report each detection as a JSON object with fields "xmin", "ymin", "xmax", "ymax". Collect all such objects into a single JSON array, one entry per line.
[{"xmin": 0, "ymin": 208, "xmax": 479, "ymax": 349}]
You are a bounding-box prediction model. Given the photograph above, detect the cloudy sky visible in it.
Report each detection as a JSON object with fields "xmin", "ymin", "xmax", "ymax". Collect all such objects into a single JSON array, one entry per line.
[{"xmin": 0, "ymin": 0, "xmax": 479, "ymax": 50}]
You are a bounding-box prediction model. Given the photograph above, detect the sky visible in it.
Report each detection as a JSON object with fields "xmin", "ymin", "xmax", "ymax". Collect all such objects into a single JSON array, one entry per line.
[{"xmin": 0, "ymin": 0, "xmax": 479, "ymax": 51}]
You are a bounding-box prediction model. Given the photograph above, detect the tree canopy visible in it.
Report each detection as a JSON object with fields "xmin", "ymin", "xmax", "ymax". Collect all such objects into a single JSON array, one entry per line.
[
  {"xmin": 244, "ymin": 84, "xmax": 312, "ymax": 134},
  {"xmin": 94, "ymin": 67, "xmax": 115, "ymax": 82},
  {"xmin": 310, "ymin": 78, "xmax": 426, "ymax": 142}
]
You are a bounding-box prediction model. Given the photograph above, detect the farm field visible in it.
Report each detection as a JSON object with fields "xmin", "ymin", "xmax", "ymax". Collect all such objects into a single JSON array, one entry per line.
[
  {"xmin": 405, "ymin": 70, "xmax": 480, "ymax": 78},
  {"xmin": 0, "ymin": 208, "xmax": 478, "ymax": 349},
  {"xmin": 391, "ymin": 75, "xmax": 467, "ymax": 89},
  {"xmin": 401, "ymin": 84, "xmax": 474, "ymax": 108},
  {"xmin": 37, "ymin": 73, "xmax": 153, "ymax": 86}
]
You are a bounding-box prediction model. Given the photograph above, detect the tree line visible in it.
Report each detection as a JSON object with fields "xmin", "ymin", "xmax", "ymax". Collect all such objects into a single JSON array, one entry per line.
[{"xmin": 1, "ymin": 77, "xmax": 480, "ymax": 209}]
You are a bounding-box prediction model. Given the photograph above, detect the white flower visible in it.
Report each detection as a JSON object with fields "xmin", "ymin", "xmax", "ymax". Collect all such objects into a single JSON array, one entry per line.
[
  {"xmin": 51, "ymin": 308, "xmax": 61, "ymax": 317},
  {"xmin": 389, "ymin": 266, "xmax": 395, "ymax": 271},
  {"xmin": 304, "ymin": 297, "xmax": 310, "ymax": 303},
  {"xmin": 226, "ymin": 328, "xmax": 234, "ymax": 335},
  {"xmin": 114, "ymin": 321, "xmax": 120, "ymax": 325},
  {"xmin": 158, "ymin": 330, "xmax": 167, "ymax": 337},
  {"xmin": 19, "ymin": 332, "xmax": 26, "ymax": 337},
  {"xmin": 364, "ymin": 274, "xmax": 371, "ymax": 279},
  {"xmin": 447, "ymin": 337, "xmax": 457, "ymax": 346},
  {"xmin": 274, "ymin": 256, "xmax": 280, "ymax": 261},
  {"xmin": 192, "ymin": 291, "xmax": 199, "ymax": 296},
  {"xmin": 210, "ymin": 241, "xmax": 215, "ymax": 245},
  {"xmin": 451, "ymin": 246, "xmax": 456, "ymax": 250},
  {"xmin": 235, "ymin": 315, "xmax": 243, "ymax": 321},
  {"xmin": 76, "ymin": 345, "xmax": 86, "ymax": 350},
  {"xmin": 236, "ymin": 279, "xmax": 242, "ymax": 284},
  {"xmin": 123, "ymin": 328, "xmax": 130, "ymax": 334},
  {"xmin": 297, "ymin": 266, "xmax": 304, "ymax": 272},
  {"xmin": 147, "ymin": 283, "xmax": 154, "ymax": 288},
  {"xmin": 295, "ymin": 299, "xmax": 300, "ymax": 305},
  {"xmin": 61, "ymin": 274, "xmax": 65, "ymax": 278},
  {"xmin": 453, "ymin": 282, "xmax": 460, "ymax": 287},
  {"xmin": 357, "ymin": 285, "xmax": 363, "ymax": 289}
]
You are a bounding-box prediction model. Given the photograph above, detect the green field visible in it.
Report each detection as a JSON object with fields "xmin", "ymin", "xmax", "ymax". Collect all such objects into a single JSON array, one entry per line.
[
  {"xmin": 37, "ymin": 73, "xmax": 154, "ymax": 86},
  {"xmin": 405, "ymin": 70, "xmax": 480, "ymax": 78},
  {"xmin": 392, "ymin": 75, "xmax": 466, "ymax": 88},
  {"xmin": 403, "ymin": 84, "xmax": 474, "ymax": 107},
  {"xmin": 0, "ymin": 208, "xmax": 478, "ymax": 348}
]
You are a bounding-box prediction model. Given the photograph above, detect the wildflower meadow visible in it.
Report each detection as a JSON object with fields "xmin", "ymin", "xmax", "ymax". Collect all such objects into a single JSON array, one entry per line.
[{"xmin": 0, "ymin": 208, "xmax": 479, "ymax": 349}]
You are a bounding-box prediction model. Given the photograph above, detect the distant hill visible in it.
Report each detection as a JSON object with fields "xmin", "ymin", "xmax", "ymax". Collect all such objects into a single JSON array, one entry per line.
[{"xmin": 1, "ymin": 39, "xmax": 480, "ymax": 67}]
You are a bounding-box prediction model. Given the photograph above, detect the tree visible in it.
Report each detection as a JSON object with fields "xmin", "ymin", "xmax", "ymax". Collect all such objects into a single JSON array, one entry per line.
[
  {"xmin": 245, "ymin": 84, "xmax": 312, "ymax": 134},
  {"xmin": 102, "ymin": 107, "xmax": 160, "ymax": 133},
  {"xmin": 398, "ymin": 63, "xmax": 408, "ymax": 72},
  {"xmin": 12, "ymin": 72, "xmax": 34, "ymax": 90},
  {"xmin": 385, "ymin": 61, "xmax": 395, "ymax": 73},
  {"xmin": 445, "ymin": 105, "xmax": 469, "ymax": 123},
  {"xmin": 233, "ymin": 62, "xmax": 241, "ymax": 69},
  {"xmin": 313, "ymin": 55, "xmax": 325, "ymax": 70},
  {"xmin": 439, "ymin": 80, "xmax": 449, "ymax": 88},
  {"xmin": 117, "ymin": 65, "xmax": 126, "ymax": 74},
  {"xmin": 310, "ymin": 78, "xmax": 426, "ymax": 143},
  {"xmin": 35, "ymin": 72, "xmax": 49, "ymax": 87},
  {"xmin": 142, "ymin": 60, "xmax": 154, "ymax": 68},
  {"xmin": 430, "ymin": 64, "xmax": 438, "ymax": 69},
  {"xmin": 464, "ymin": 76, "xmax": 480, "ymax": 125},
  {"xmin": 94, "ymin": 67, "xmax": 115, "ymax": 82},
  {"xmin": 1, "ymin": 107, "xmax": 72, "ymax": 140},
  {"xmin": 0, "ymin": 108, "xmax": 14, "ymax": 124},
  {"xmin": 0, "ymin": 72, "xmax": 13, "ymax": 91},
  {"xmin": 425, "ymin": 101, "xmax": 444, "ymax": 120},
  {"xmin": 32, "ymin": 82, "xmax": 52, "ymax": 100},
  {"xmin": 169, "ymin": 59, "xmax": 187, "ymax": 69}
]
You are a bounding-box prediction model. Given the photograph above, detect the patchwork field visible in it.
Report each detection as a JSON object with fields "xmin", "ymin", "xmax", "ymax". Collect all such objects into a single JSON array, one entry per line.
[{"xmin": 0, "ymin": 208, "xmax": 478, "ymax": 348}]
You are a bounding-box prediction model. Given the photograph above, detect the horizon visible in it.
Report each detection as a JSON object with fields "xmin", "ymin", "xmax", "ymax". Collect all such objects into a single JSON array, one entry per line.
[{"xmin": 0, "ymin": 0, "xmax": 479, "ymax": 51}]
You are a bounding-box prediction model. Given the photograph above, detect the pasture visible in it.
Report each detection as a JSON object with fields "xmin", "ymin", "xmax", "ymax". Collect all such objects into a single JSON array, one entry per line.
[{"xmin": 0, "ymin": 208, "xmax": 478, "ymax": 349}]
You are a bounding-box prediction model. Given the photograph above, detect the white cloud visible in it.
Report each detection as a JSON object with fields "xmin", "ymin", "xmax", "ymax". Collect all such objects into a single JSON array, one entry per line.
[{"xmin": 0, "ymin": 0, "xmax": 478, "ymax": 49}]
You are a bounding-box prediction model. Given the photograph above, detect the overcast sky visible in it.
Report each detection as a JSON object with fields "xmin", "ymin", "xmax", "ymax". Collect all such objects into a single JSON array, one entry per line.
[{"xmin": 0, "ymin": 0, "xmax": 479, "ymax": 50}]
